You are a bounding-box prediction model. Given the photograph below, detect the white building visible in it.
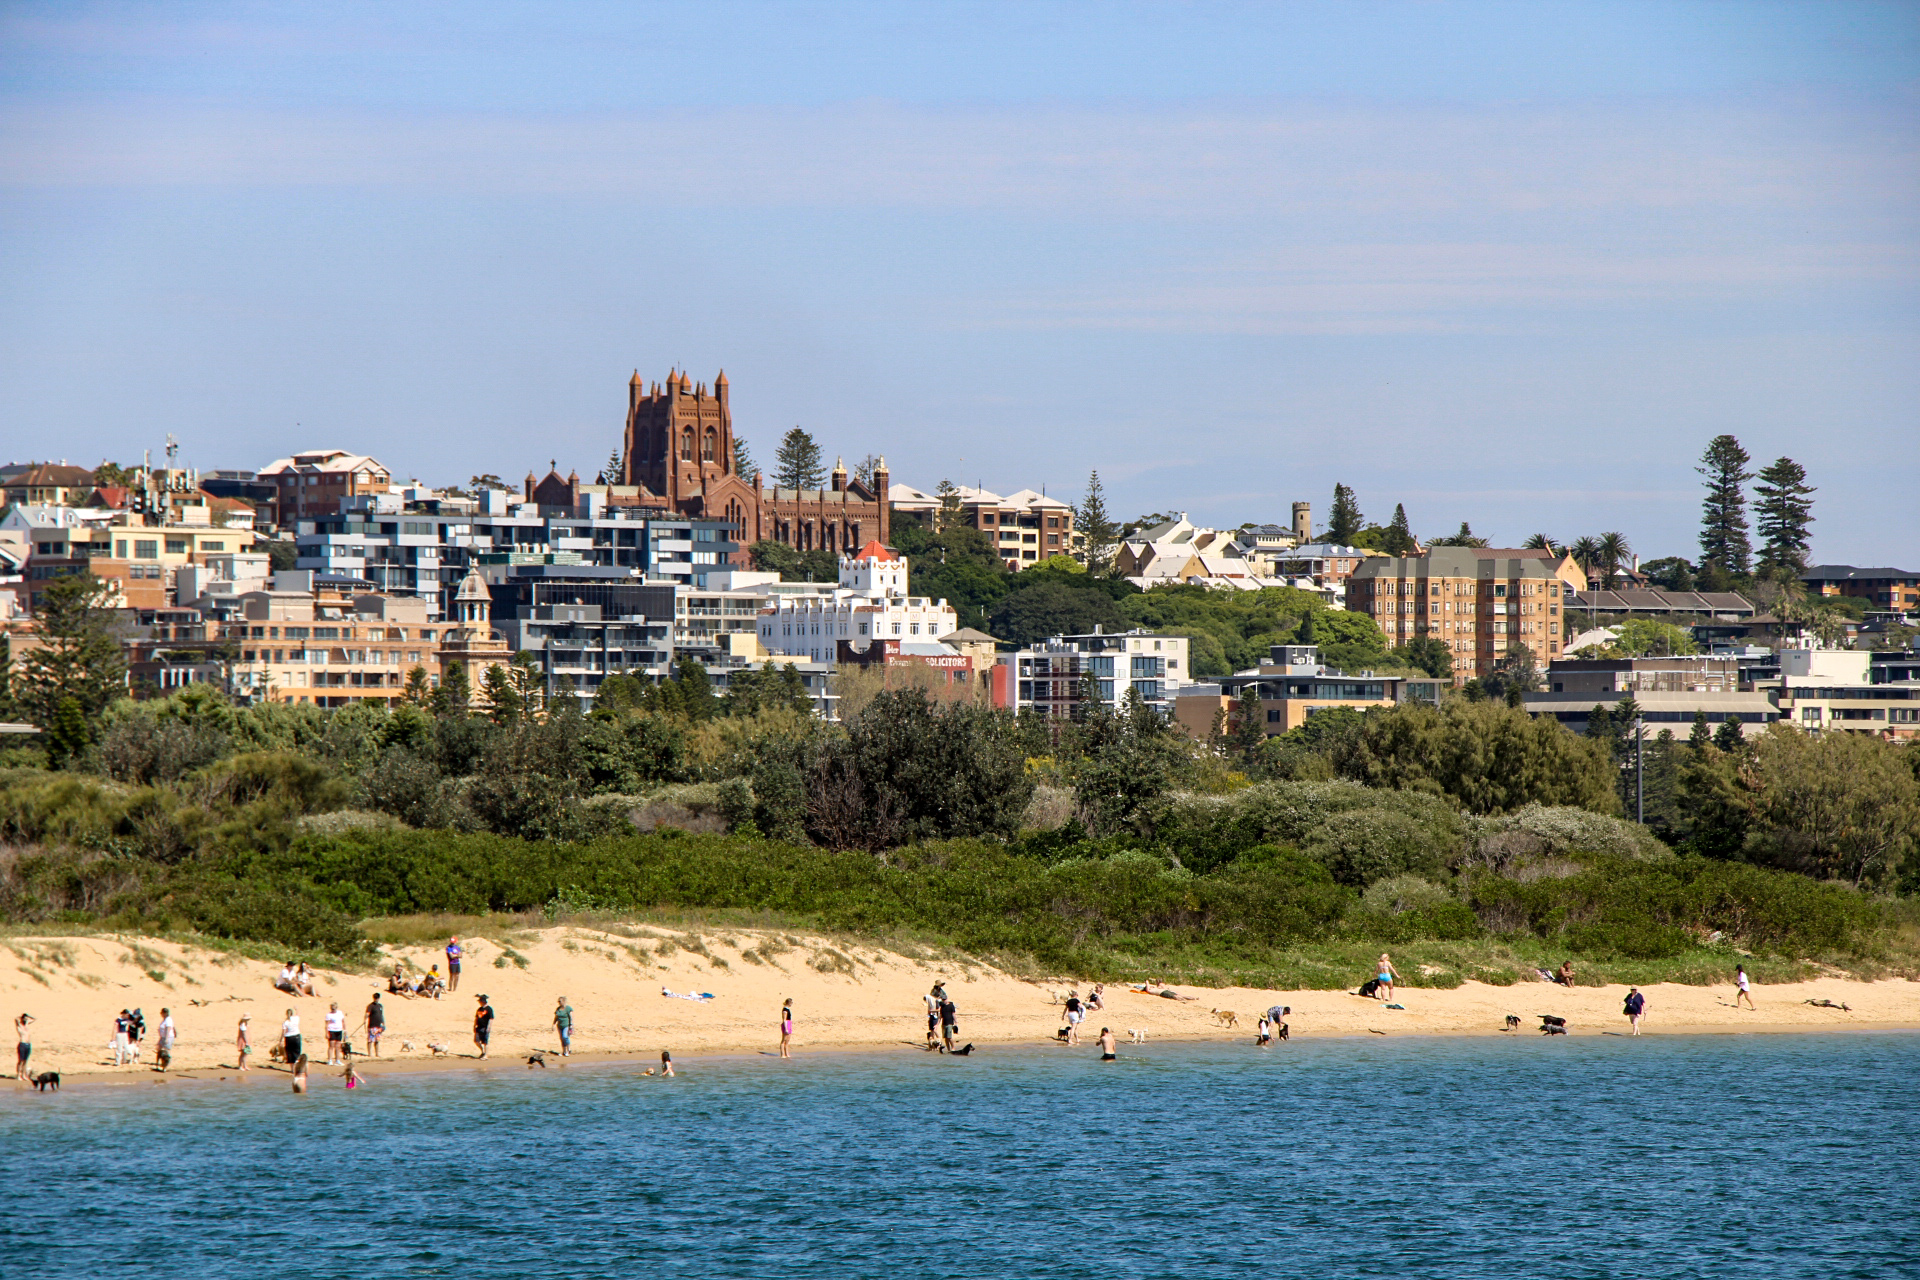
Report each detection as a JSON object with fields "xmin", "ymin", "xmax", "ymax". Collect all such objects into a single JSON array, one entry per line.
[
  {"xmin": 758, "ymin": 541, "xmax": 957, "ymax": 663},
  {"xmin": 995, "ymin": 627, "xmax": 1195, "ymax": 719}
]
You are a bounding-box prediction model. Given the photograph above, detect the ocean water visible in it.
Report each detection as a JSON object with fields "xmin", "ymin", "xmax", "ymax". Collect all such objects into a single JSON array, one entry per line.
[{"xmin": 2, "ymin": 1032, "xmax": 1915, "ymax": 1279}]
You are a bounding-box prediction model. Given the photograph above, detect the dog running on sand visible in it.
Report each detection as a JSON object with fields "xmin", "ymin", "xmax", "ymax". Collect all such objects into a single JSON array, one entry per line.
[
  {"xmin": 1127, "ymin": 1028, "xmax": 1148, "ymax": 1044},
  {"xmin": 1538, "ymin": 1015, "xmax": 1568, "ymax": 1036},
  {"xmin": 1210, "ymin": 1008, "xmax": 1238, "ymax": 1028},
  {"xmin": 426, "ymin": 1041, "xmax": 451, "ymax": 1058},
  {"xmin": 1503, "ymin": 1015, "xmax": 1522, "ymax": 1031}
]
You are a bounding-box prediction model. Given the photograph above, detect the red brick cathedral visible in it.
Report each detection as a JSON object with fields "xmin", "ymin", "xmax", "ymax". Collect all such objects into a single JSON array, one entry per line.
[{"xmin": 620, "ymin": 369, "xmax": 889, "ymax": 552}]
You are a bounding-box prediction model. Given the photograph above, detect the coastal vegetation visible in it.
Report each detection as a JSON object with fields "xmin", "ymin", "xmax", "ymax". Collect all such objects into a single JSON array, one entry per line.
[{"xmin": 2, "ymin": 670, "xmax": 1916, "ymax": 987}]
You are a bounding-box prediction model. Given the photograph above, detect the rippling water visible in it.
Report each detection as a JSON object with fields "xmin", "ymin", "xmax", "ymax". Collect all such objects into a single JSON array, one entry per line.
[{"xmin": 3, "ymin": 1032, "xmax": 1914, "ymax": 1278}]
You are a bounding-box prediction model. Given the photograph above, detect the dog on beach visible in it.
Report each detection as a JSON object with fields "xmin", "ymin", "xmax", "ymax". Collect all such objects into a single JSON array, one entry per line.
[
  {"xmin": 268, "ymin": 1043, "xmax": 285, "ymax": 1064},
  {"xmin": 1503, "ymin": 1015, "xmax": 1522, "ymax": 1031},
  {"xmin": 29, "ymin": 1070, "xmax": 60, "ymax": 1092},
  {"xmin": 400, "ymin": 1040, "xmax": 415, "ymax": 1052},
  {"xmin": 1538, "ymin": 1015, "xmax": 1568, "ymax": 1035},
  {"xmin": 1127, "ymin": 1028, "xmax": 1148, "ymax": 1044},
  {"xmin": 426, "ymin": 1041, "xmax": 450, "ymax": 1058},
  {"xmin": 1210, "ymin": 1008, "xmax": 1238, "ymax": 1028},
  {"xmin": 1357, "ymin": 979, "xmax": 1383, "ymax": 999},
  {"xmin": 949, "ymin": 1043, "xmax": 975, "ymax": 1056},
  {"xmin": 527, "ymin": 1053, "xmax": 547, "ymax": 1068}
]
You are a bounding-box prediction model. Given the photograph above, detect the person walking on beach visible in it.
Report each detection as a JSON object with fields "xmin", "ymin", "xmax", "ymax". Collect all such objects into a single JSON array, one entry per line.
[
  {"xmin": 553, "ymin": 996, "xmax": 573, "ymax": 1057},
  {"xmin": 939, "ymin": 994, "xmax": 959, "ymax": 1052},
  {"xmin": 1733, "ymin": 965, "xmax": 1755, "ymax": 1010},
  {"xmin": 127, "ymin": 1008, "xmax": 145, "ymax": 1064},
  {"xmin": 14, "ymin": 1012, "xmax": 32, "ymax": 1082},
  {"xmin": 1375, "ymin": 955, "xmax": 1401, "ymax": 1002},
  {"xmin": 281, "ymin": 1009, "xmax": 302, "ymax": 1066},
  {"xmin": 446, "ymin": 938, "xmax": 463, "ymax": 993},
  {"xmin": 364, "ymin": 993, "xmax": 385, "ymax": 1057},
  {"xmin": 1064, "ymin": 991, "xmax": 1085, "ymax": 1046},
  {"xmin": 112, "ymin": 1010, "xmax": 132, "ymax": 1066},
  {"xmin": 778, "ymin": 998, "xmax": 793, "ymax": 1059},
  {"xmin": 473, "ymin": 994, "xmax": 494, "ymax": 1059},
  {"xmin": 1623, "ymin": 987, "xmax": 1646, "ymax": 1035},
  {"xmin": 237, "ymin": 1015, "xmax": 253, "ymax": 1072},
  {"xmin": 154, "ymin": 1008, "xmax": 176, "ymax": 1071},
  {"xmin": 1098, "ymin": 1027, "xmax": 1117, "ymax": 1061},
  {"xmin": 324, "ymin": 1001, "xmax": 346, "ymax": 1065},
  {"xmin": 923, "ymin": 986, "xmax": 941, "ymax": 1045}
]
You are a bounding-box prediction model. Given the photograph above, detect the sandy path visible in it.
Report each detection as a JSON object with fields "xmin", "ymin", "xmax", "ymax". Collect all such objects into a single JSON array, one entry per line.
[{"xmin": 3, "ymin": 929, "xmax": 1915, "ymax": 1085}]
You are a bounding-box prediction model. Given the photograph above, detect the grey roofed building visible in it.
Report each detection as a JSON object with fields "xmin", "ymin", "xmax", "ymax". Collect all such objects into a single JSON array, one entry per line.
[{"xmin": 1563, "ymin": 588, "xmax": 1755, "ymax": 619}]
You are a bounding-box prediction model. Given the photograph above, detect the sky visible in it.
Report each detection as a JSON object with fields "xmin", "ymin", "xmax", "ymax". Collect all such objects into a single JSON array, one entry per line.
[{"xmin": 1, "ymin": 0, "xmax": 1916, "ymax": 564}]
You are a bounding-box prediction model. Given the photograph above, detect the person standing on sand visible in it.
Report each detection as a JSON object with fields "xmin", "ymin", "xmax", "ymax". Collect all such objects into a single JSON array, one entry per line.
[
  {"xmin": 113, "ymin": 1010, "xmax": 132, "ymax": 1067},
  {"xmin": 15, "ymin": 1012, "xmax": 32, "ymax": 1082},
  {"xmin": 237, "ymin": 1015, "xmax": 252, "ymax": 1071},
  {"xmin": 446, "ymin": 938, "xmax": 463, "ymax": 993},
  {"xmin": 779, "ymin": 999, "xmax": 793, "ymax": 1059},
  {"xmin": 553, "ymin": 997, "xmax": 573, "ymax": 1057},
  {"xmin": 1734, "ymin": 965, "xmax": 1755, "ymax": 1010},
  {"xmin": 473, "ymin": 994, "xmax": 494, "ymax": 1059},
  {"xmin": 1623, "ymin": 987, "xmax": 1646, "ymax": 1035},
  {"xmin": 155, "ymin": 1009, "xmax": 176, "ymax": 1071},
  {"xmin": 324, "ymin": 1001, "xmax": 346, "ymax": 1065},
  {"xmin": 939, "ymin": 995, "xmax": 959, "ymax": 1052},
  {"xmin": 1098, "ymin": 1027, "xmax": 1117, "ymax": 1061},
  {"xmin": 923, "ymin": 986, "xmax": 941, "ymax": 1045},
  {"xmin": 364, "ymin": 994, "xmax": 385, "ymax": 1057},
  {"xmin": 1064, "ymin": 991, "xmax": 1084, "ymax": 1046},
  {"xmin": 282, "ymin": 1009, "xmax": 302, "ymax": 1066},
  {"xmin": 1376, "ymin": 955, "xmax": 1401, "ymax": 1002}
]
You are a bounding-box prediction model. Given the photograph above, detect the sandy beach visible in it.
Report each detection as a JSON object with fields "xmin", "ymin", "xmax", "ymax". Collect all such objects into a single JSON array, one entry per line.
[{"xmin": 4, "ymin": 926, "xmax": 1915, "ymax": 1087}]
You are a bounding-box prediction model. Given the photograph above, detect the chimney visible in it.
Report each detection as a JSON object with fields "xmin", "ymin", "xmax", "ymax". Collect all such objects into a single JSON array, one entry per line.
[{"xmin": 831, "ymin": 456, "xmax": 847, "ymax": 493}]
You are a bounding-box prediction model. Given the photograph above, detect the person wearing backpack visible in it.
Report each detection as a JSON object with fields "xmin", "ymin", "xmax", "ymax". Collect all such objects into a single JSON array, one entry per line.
[{"xmin": 1623, "ymin": 987, "xmax": 1646, "ymax": 1036}]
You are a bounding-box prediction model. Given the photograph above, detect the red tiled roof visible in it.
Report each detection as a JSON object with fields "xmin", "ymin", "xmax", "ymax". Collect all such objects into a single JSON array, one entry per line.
[{"xmin": 853, "ymin": 540, "xmax": 899, "ymax": 562}]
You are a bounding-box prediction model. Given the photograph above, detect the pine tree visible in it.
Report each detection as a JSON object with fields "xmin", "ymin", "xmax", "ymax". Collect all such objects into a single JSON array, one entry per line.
[
  {"xmin": 1696, "ymin": 434, "xmax": 1754, "ymax": 576},
  {"xmin": 734, "ymin": 436, "xmax": 756, "ymax": 480},
  {"xmin": 599, "ymin": 446, "xmax": 624, "ymax": 485},
  {"xmin": 852, "ymin": 453, "xmax": 881, "ymax": 490},
  {"xmin": 46, "ymin": 697, "xmax": 90, "ymax": 770},
  {"xmin": 772, "ymin": 428, "xmax": 825, "ymax": 491},
  {"xmin": 434, "ymin": 661, "xmax": 470, "ymax": 718},
  {"xmin": 935, "ymin": 479, "xmax": 964, "ymax": 533},
  {"xmin": 1688, "ymin": 708, "xmax": 1712, "ymax": 750},
  {"xmin": 1753, "ymin": 456, "xmax": 1815, "ymax": 575},
  {"xmin": 1327, "ymin": 484, "xmax": 1362, "ymax": 544},
  {"xmin": 1383, "ymin": 504, "xmax": 1417, "ymax": 555},
  {"xmin": 482, "ymin": 664, "xmax": 521, "ymax": 724},
  {"xmin": 1230, "ymin": 684, "xmax": 1266, "ymax": 761},
  {"xmin": 1713, "ymin": 716, "xmax": 1745, "ymax": 753},
  {"xmin": 1076, "ymin": 470, "xmax": 1117, "ymax": 573},
  {"xmin": 401, "ymin": 666, "xmax": 431, "ymax": 707},
  {"xmin": 13, "ymin": 572, "xmax": 125, "ymax": 731}
]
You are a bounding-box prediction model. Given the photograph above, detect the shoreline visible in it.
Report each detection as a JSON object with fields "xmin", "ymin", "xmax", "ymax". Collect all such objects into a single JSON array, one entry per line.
[
  {"xmin": 14, "ymin": 1020, "xmax": 1920, "ymax": 1094},
  {"xmin": 7, "ymin": 927, "xmax": 1917, "ymax": 1092}
]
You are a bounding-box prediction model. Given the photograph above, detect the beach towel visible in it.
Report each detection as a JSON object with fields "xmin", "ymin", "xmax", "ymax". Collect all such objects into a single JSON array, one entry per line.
[{"xmin": 661, "ymin": 988, "xmax": 715, "ymax": 1002}]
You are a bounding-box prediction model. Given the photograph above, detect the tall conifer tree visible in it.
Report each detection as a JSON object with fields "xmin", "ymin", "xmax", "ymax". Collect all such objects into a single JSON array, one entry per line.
[
  {"xmin": 1327, "ymin": 483, "xmax": 1363, "ymax": 544},
  {"xmin": 1696, "ymin": 434, "xmax": 1754, "ymax": 576},
  {"xmin": 772, "ymin": 428, "xmax": 825, "ymax": 490},
  {"xmin": 1754, "ymin": 456, "xmax": 1815, "ymax": 574}
]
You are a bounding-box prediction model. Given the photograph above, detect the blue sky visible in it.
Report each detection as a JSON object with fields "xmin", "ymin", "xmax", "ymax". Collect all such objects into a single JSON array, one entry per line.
[{"xmin": 2, "ymin": 1, "xmax": 1916, "ymax": 562}]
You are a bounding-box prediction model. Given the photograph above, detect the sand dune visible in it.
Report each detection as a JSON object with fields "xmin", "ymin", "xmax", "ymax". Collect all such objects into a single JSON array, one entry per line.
[{"xmin": 4, "ymin": 928, "xmax": 1915, "ymax": 1084}]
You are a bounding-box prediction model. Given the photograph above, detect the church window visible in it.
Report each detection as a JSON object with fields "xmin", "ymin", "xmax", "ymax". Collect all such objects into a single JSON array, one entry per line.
[
  {"xmin": 681, "ymin": 430, "xmax": 693, "ymax": 461},
  {"xmin": 702, "ymin": 430, "xmax": 716, "ymax": 463}
]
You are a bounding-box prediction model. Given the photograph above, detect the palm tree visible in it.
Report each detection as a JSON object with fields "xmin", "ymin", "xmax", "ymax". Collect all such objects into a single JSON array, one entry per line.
[
  {"xmin": 1522, "ymin": 533, "xmax": 1561, "ymax": 554},
  {"xmin": 1596, "ymin": 531, "xmax": 1632, "ymax": 590},
  {"xmin": 1569, "ymin": 536, "xmax": 1602, "ymax": 575}
]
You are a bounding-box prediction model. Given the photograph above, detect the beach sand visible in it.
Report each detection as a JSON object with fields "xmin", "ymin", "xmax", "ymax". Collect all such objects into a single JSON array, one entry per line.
[{"xmin": 4, "ymin": 927, "xmax": 1915, "ymax": 1086}]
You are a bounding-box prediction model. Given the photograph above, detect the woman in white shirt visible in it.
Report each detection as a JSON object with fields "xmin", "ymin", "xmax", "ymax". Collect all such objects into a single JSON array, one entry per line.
[
  {"xmin": 281, "ymin": 1010, "xmax": 302, "ymax": 1065},
  {"xmin": 324, "ymin": 1002, "xmax": 347, "ymax": 1065}
]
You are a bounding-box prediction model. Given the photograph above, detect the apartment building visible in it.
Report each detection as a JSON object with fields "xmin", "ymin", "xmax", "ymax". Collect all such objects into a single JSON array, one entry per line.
[
  {"xmin": 889, "ymin": 484, "xmax": 1075, "ymax": 567},
  {"xmin": 7, "ymin": 501, "xmax": 260, "ymax": 609},
  {"xmin": 294, "ymin": 495, "xmax": 736, "ymax": 619},
  {"xmin": 1268, "ymin": 543, "xmax": 1373, "ymax": 594},
  {"xmin": 1521, "ymin": 655, "xmax": 1777, "ymax": 738},
  {"xmin": 1761, "ymin": 647, "xmax": 1920, "ymax": 741},
  {"xmin": 757, "ymin": 542, "xmax": 957, "ymax": 664},
  {"xmin": 482, "ymin": 563, "xmax": 676, "ymax": 705},
  {"xmin": 1801, "ymin": 565, "xmax": 1920, "ymax": 613},
  {"xmin": 1349, "ymin": 549, "xmax": 1573, "ymax": 683},
  {"xmin": 258, "ymin": 449, "xmax": 393, "ymax": 524},
  {"xmin": 993, "ymin": 628, "xmax": 1192, "ymax": 719},
  {"xmin": 226, "ymin": 578, "xmax": 442, "ymax": 706},
  {"xmin": 3, "ymin": 463, "xmax": 97, "ymax": 508},
  {"xmin": 1171, "ymin": 644, "xmax": 1445, "ymax": 739}
]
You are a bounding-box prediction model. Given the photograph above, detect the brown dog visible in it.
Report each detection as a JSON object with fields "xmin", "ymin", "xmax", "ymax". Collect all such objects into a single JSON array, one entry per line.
[{"xmin": 1211, "ymin": 1008, "xmax": 1238, "ymax": 1028}]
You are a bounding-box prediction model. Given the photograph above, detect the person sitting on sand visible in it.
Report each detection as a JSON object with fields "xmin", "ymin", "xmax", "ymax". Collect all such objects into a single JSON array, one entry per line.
[
  {"xmin": 294, "ymin": 963, "xmax": 319, "ymax": 998},
  {"xmin": 1086, "ymin": 984, "xmax": 1105, "ymax": 1012},
  {"xmin": 1556, "ymin": 961, "xmax": 1576, "ymax": 988},
  {"xmin": 388, "ymin": 966, "xmax": 415, "ymax": 997},
  {"xmin": 417, "ymin": 968, "xmax": 443, "ymax": 1000},
  {"xmin": 274, "ymin": 962, "xmax": 299, "ymax": 995}
]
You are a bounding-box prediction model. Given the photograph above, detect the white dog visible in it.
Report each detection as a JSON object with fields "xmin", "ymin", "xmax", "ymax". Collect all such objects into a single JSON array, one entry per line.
[
  {"xmin": 426, "ymin": 1041, "xmax": 450, "ymax": 1058},
  {"xmin": 1127, "ymin": 1028, "xmax": 1148, "ymax": 1044},
  {"xmin": 400, "ymin": 1040, "xmax": 416, "ymax": 1052}
]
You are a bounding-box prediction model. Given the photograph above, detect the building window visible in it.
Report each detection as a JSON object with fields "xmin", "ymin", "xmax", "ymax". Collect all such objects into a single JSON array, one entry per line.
[
  {"xmin": 134, "ymin": 540, "xmax": 158, "ymax": 560},
  {"xmin": 681, "ymin": 430, "xmax": 694, "ymax": 461},
  {"xmin": 165, "ymin": 538, "xmax": 189, "ymax": 554},
  {"xmin": 703, "ymin": 430, "xmax": 716, "ymax": 463}
]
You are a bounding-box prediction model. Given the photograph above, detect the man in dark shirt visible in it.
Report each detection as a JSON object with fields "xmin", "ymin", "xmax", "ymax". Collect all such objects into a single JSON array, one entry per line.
[
  {"xmin": 473, "ymin": 994, "xmax": 495, "ymax": 1059},
  {"xmin": 938, "ymin": 997, "xmax": 959, "ymax": 1052},
  {"xmin": 365, "ymin": 993, "xmax": 387, "ymax": 1057}
]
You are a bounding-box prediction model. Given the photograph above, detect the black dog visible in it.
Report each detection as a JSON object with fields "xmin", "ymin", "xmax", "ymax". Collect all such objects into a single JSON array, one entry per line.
[
  {"xmin": 950, "ymin": 1043, "xmax": 975, "ymax": 1056},
  {"xmin": 1275, "ymin": 1023, "xmax": 1289, "ymax": 1041},
  {"xmin": 1503, "ymin": 1015, "xmax": 1522, "ymax": 1031},
  {"xmin": 30, "ymin": 1071, "xmax": 60, "ymax": 1092},
  {"xmin": 1357, "ymin": 979, "xmax": 1382, "ymax": 999},
  {"xmin": 1539, "ymin": 1015, "xmax": 1568, "ymax": 1036},
  {"xmin": 527, "ymin": 1053, "xmax": 548, "ymax": 1068}
]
